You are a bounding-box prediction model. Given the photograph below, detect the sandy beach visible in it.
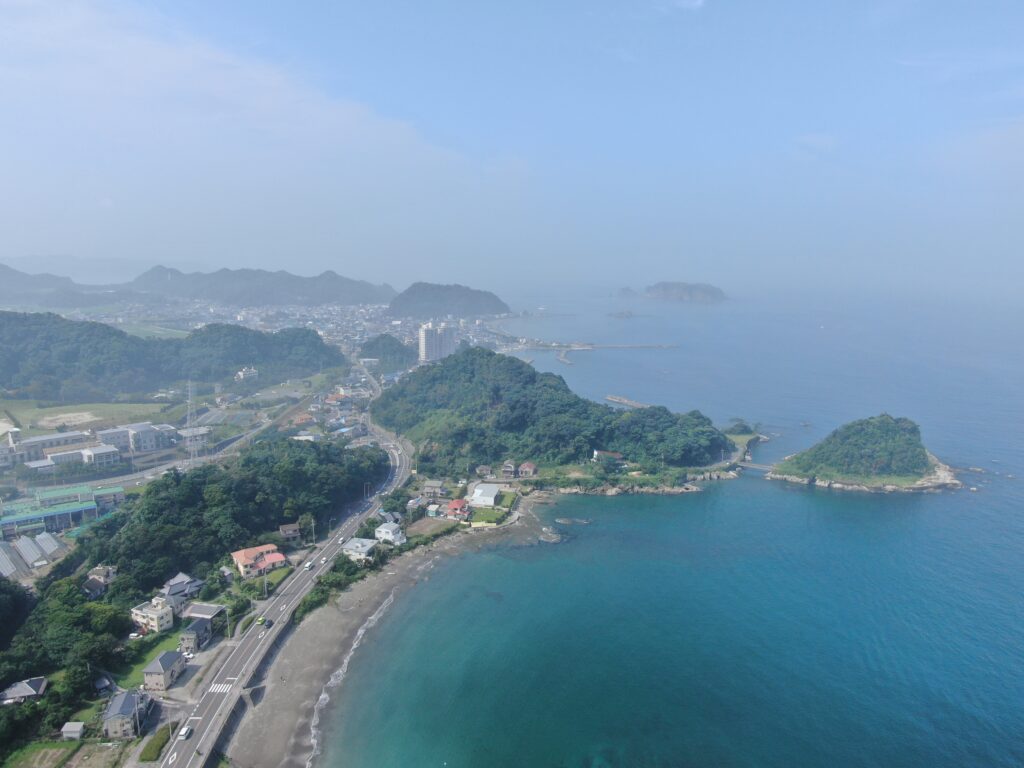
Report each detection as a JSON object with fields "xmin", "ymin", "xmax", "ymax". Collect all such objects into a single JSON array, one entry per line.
[{"xmin": 227, "ymin": 506, "xmax": 546, "ymax": 768}]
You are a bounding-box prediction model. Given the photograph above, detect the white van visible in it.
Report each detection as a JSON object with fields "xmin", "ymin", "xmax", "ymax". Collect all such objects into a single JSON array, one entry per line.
[
  {"xmin": 178, "ymin": 726, "xmax": 192, "ymax": 740},
  {"xmin": 304, "ymin": 561, "xmax": 314, "ymax": 570}
]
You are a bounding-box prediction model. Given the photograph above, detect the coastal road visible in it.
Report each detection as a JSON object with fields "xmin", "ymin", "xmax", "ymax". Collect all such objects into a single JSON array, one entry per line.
[{"xmin": 159, "ymin": 432, "xmax": 411, "ymax": 768}]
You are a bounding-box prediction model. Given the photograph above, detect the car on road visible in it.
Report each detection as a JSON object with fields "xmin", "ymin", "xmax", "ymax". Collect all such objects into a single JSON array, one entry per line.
[
  {"xmin": 256, "ymin": 616, "xmax": 266, "ymax": 625},
  {"xmin": 304, "ymin": 561, "xmax": 314, "ymax": 570},
  {"xmin": 264, "ymin": 619, "xmax": 274, "ymax": 628},
  {"xmin": 320, "ymin": 556, "xmax": 327, "ymax": 564},
  {"xmin": 178, "ymin": 725, "xmax": 192, "ymax": 740}
]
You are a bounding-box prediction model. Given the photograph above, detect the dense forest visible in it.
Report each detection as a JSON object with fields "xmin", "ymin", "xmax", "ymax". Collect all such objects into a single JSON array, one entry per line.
[
  {"xmin": 372, "ymin": 347, "xmax": 732, "ymax": 474},
  {"xmin": 387, "ymin": 282, "xmax": 510, "ymax": 318},
  {"xmin": 0, "ymin": 438, "xmax": 388, "ymax": 757},
  {"xmin": 775, "ymin": 414, "xmax": 931, "ymax": 480},
  {"xmin": 359, "ymin": 334, "xmax": 417, "ymax": 373},
  {"xmin": 0, "ymin": 312, "xmax": 345, "ymax": 401}
]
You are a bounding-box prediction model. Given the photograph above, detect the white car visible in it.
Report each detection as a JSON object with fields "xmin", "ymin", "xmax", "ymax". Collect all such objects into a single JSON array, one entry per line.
[
  {"xmin": 178, "ymin": 725, "xmax": 192, "ymax": 740},
  {"xmin": 320, "ymin": 556, "xmax": 327, "ymax": 564}
]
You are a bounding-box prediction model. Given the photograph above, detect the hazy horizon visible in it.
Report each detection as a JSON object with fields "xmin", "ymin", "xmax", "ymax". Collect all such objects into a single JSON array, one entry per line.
[{"xmin": 2, "ymin": 1, "xmax": 1022, "ymax": 301}]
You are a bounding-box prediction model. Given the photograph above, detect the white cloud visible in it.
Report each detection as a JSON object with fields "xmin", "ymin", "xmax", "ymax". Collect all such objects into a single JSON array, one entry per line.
[{"xmin": 0, "ymin": 0, "xmax": 533, "ymax": 283}]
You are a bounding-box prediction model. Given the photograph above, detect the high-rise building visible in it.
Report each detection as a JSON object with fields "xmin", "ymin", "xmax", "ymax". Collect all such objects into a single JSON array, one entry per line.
[{"xmin": 418, "ymin": 322, "xmax": 457, "ymax": 363}]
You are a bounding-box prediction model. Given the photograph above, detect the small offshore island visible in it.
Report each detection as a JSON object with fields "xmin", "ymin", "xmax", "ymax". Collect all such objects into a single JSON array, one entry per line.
[{"xmin": 767, "ymin": 414, "xmax": 961, "ymax": 493}]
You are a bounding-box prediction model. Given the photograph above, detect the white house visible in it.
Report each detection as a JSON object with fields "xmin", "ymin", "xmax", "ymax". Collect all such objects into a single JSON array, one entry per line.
[
  {"xmin": 375, "ymin": 522, "xmax": 407, "ymax": 546},
  {"xmin": 470, "ymin": 483, "xmax": 502, "ymax": 508},
  {"xmin": 341, "ymin": 538, "xmax": 377, "ymax": 563}
]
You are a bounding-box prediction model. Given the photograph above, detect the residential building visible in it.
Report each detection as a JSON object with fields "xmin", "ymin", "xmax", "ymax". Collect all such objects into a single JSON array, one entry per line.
[
  {"xmin": 422, "ymin": 480, "xmax": 448, "ymax": 499},
  {"xmin": 94, "ymin": 428, "xmax": 131, "ymax": 453},
  {"xmin": 231, "ymin": 544, "xmax": 287, "ymax": 579},
  {"xmin": 180, "ymin": 617, "xmax": 213, "ymax": 653},
  {"xmin": 130, "ymin": 598, "xmax": 174, "ymax": 634},
  {"xmin": 61, "ymin": 722, "xmax": 86, "ymax": 741},
  {"xmin": 126, "ymin": 423, "xmax": 165, "ymax": 453},
  {"xmin": 341, "ymin": 538, "xmax": 377, "ymax": 563},
  {"xmin": 82, "ymin": 445, "xmax": 121, "ymax": 467},
  {"xmin": 103, "ymin": 691, "xmax": 150, "ymax": 738},
  {"xmin": 234, "ymin": 366, "xmax": 259, "ymax": 382},
  {"xmin": 426, "ymin": 504, "xmax": 441, "ymax": 518},
  {"xmin": 6, "ymin": 429, "xmax": 90, "ymax": 462},
  {"xmin": 0, "ymin": 676, "xmax": 47, "ymax": 704},
  {"xmin": 470, "ymin": 483, "xmax": 503, "ymax": 508},
  {"xmin": 143, "ymin": 651, "xmax": 186, "ymax": 691},
  {"xmin": 278, "ymin": 523, "xmax": 301, "ymax": 542},
  {"xmin": 374, "ymin": 522, "xmax": 407, "ymax": 546},
  {"xmin": 446, "ymin": 499, "xmax": 471, "ymax": 521},
  {"xmin": 418, "ymin": 322, "xmax": 457, "ymax": 363},
  {"xmin": 158, "ymin": 572, "xmax": 204, "ymax": 615},
  {"xmin": 475, "ymin": 465, "xmax": 493, "ymax": 478},
  {"xmin": 518, "ymin": 462, "xmax": 537, "ymax": 478},
  {"xmin": 501, "ymin": 461, "xmax": 517, "ymax": 480}
]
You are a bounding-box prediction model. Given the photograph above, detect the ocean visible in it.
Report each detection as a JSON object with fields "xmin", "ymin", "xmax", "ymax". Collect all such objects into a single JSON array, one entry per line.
[{"xmin": 319, "ymin": 292, "xmax": 1024, "ymax": 768}]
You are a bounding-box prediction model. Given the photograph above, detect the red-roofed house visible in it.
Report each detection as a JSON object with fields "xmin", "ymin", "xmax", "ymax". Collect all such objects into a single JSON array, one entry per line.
[
  {"xmin": 231, "ymin": 544, "xmax": 288, "ymax": 579},
  {"xmin": 518, "ymin": 462, "xmax": 537, "ymax": 477},
  {"xmin": 446, "ymin": 499, "xmax": 471, "ymax": 521}
]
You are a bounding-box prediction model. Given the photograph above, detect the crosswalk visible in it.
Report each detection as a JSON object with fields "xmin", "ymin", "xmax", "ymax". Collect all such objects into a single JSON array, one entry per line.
[{"xmin": 209, "ymin": 683, "xmax": 232, "ymax": 694}]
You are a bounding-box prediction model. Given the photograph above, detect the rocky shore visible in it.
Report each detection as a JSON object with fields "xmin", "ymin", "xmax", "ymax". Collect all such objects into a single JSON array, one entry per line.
[{"xmin": 766, "ymin": 455, "xmax": 962, "ymax": 493}]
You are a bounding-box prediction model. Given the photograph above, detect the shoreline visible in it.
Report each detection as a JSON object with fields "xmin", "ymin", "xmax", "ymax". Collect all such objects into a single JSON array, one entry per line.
[
  {"xmin": 765, "ymin": 454, "xmax": 962, "ymax": 493},
  {"xmin": 226, "ymin": 506, "xmax": 545, "ymax": 768}
]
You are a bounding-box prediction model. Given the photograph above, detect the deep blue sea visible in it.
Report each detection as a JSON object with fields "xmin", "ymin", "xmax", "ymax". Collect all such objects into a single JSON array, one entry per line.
[{"xmin": 320, "ymin": 292, "xmax": 1024, "ymax": 768}]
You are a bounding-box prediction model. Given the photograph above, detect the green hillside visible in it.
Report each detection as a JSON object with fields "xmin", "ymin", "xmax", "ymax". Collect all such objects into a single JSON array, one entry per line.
[
  {"xmin": 387, "ymin": 282, "xmax": 510, "ymax": 318},
  {"xmin": 774, "ymin": 414, "xmax": 931, "ymax": 482},
  {"xmin": 371, "ymin": 347, "xmax": 732, "ymax": 475},
  {"xmin": 0, "ymin": 311, "xmax": 345, "ymax": 402},
  {"xmin": 359, "ymin": 334, "xmax": 417, "ymax": 373}
]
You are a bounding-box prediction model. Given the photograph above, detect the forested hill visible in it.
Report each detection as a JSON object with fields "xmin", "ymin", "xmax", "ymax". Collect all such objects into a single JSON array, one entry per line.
[
  {"xmin": 774, "ymin": 414, "xmax": 931, "ymax": 481},
  {"xmin": 358, "ymin": 334, "xmax": 418, "ymax": 373},
  {"xmin": 371, "ymin": 347, "xmax": 732, "ymax": 474},
  {"xmin": 0, "ymin": 311, "xmax": 344, "ymax": 401},
  {"xmin": 129, "ymin": 266, "xmax": 396, "ymax": 305},
  {"xmin": 387, "ymin": 282, "xmax": 510, "ymax": 318}
]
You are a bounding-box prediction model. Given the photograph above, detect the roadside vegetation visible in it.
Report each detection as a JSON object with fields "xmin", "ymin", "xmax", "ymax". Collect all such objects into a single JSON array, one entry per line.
[{"xmin": 0, "ymin": 437, "xmax": 389, "ymax": 762}]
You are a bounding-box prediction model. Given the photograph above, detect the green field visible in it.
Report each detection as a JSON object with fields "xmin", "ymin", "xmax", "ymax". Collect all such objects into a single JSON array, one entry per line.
[
  {"xmin": 114, "ymin": 632, "xmax": 181, "ymax": 690},
  {"xmin": 0, "ymin": 399, "xmax": 171, "ymax": 436},
  {"xmin": 2, "ymin": 741, "xmax": 79, "ymax": 768},
  {"xmin": 117, "ymin": 323, "xmax": 190, "ymax": 339},
  {"xmin": 470, "ymin": 507, "xmax": 507, "ymax": 524}
]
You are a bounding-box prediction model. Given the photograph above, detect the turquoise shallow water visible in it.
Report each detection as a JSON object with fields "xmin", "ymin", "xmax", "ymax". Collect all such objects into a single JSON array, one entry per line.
[{"xmin": 320, "ymin": 295, "xmax": 1024, "ymax": 768}]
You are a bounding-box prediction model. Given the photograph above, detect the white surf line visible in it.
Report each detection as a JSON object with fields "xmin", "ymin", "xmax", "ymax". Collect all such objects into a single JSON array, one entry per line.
[{"xmin": 305, "ymin": 587, "xmax": 397, "ymax": 768}]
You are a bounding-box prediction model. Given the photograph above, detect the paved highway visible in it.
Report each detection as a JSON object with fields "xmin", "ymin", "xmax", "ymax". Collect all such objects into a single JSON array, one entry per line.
[{"xmin": 159, "ymin": 428, "xmax": 412, "ymax": 768}]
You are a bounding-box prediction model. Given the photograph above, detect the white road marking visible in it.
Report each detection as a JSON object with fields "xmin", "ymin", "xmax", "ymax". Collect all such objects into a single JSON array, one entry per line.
[
  {"xmin": 186, "ymin": 716, "xmax": 202, "ymax": 722},
  {"xmin": 209, "ymin": 683, "xmax": 232, "ymax": 694},
  {"xmin": 258, "ymin": 630, "xmax": 266, "ymax": 639},
  {"xmin": 169, "ymin": 752, "xmax": 178, "ymax": 764}
]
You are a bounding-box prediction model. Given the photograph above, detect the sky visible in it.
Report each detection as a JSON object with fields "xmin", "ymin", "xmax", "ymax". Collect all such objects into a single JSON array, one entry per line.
[{"xmin": 0, "ymin": 0, "xmax": 1022, "ymax": 299}]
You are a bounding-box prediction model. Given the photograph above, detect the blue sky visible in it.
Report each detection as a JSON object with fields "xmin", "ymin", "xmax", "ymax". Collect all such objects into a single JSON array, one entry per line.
[{"xmin": 1, "ymin": 0, "xmax": 1021, "ymax": 298}]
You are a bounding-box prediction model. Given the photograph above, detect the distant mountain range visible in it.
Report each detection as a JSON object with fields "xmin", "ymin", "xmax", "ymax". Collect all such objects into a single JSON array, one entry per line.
[
  {"xmin": 388, "ymin": 282, "xmax": 511, "ymax": 318},
  {"xmin": 0, "ymin": 263, "xmax": 395, "ymax": 307}
]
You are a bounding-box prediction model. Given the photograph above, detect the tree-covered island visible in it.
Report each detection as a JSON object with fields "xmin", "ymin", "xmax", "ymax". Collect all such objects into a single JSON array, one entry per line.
[
  {"xmin": 768, "ymin": 414, "xmax": 961, "ymax": 492},
  {"xmin": 372, "ymin": 347, "xmax": 738, "ymax": 491}
]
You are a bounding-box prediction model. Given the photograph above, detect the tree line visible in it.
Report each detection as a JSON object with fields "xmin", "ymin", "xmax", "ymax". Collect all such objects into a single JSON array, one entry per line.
[{"xmin": 371, "ymin": 347, "xmax": 732, "ymax": 475}]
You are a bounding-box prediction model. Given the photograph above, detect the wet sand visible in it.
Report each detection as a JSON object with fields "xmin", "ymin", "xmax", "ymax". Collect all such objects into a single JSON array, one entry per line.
[{"xmin": 228, "ymin": 508, "xmax": 544, "ymax": 768}]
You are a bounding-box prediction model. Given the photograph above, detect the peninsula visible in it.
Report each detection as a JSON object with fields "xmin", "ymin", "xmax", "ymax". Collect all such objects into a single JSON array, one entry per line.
[
  {"xmin": 767, "ymin": 414, "xmax": 960, "ymax": 492},
  {"xmin": 371, "ymin": 347, "xmax": 735, "ymax": 491}
]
